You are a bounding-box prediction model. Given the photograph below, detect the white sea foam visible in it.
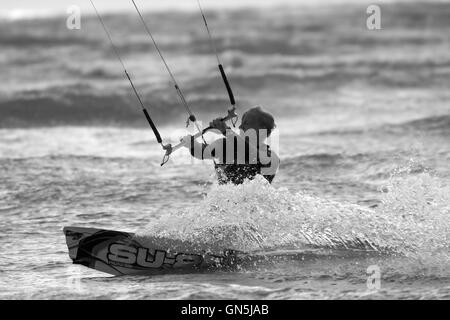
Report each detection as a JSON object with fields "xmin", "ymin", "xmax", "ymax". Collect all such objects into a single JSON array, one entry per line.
[{"xmin": 141, "ymin": 166, "xmax": 450, "ymax": 264}]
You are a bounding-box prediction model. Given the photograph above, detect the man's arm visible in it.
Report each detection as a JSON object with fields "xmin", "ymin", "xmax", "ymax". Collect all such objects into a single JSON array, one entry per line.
[
  {"xmin": 180, "ymin": 117, "xmax": 232, "ymax": 160},
  {"xmin": 180, "ymin": 135, "xmax": 224, "ymax": 160}
]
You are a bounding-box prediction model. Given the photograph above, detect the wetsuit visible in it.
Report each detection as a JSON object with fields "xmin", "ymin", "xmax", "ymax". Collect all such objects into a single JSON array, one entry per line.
[{"xmin": 190, "ymin": 135, "xmax": 278, "ymax": 185}]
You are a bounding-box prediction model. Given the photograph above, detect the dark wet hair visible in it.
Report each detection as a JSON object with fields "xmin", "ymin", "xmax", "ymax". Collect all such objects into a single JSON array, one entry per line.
[{"xmin": 243, "ymin": 106, "xmax": 276, "ymax": 136}]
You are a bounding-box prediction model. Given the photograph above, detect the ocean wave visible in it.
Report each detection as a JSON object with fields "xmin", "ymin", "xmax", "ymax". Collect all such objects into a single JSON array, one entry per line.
[
  {"xmin": 280, "ymin": 152, "xmax": 386, "ymax": 171},
  {"xmin": 278, "ymin": 152, "xmax": 433, "ymax": 187},
  {"xmin": 0, "ymin": 85, "xmax": 225, "ymax": 127},
  {"xmin": 384, "ymin": 115, "xmax": 450, "ymax": 133},
  {"xmin": 0, "ymin": 33, "xmax": 97, "ymax": 48},
  {"xmin": 77, "ymin": 66, "xmax": 121, "ymax": 79},
  {"xmin": 313, "ymin": 114, "xmax": 450, "ymax": 137},
  {"xmin": 0, "ymin": 154, "xmax": 138, "ymax": 163},
  {"xmin": 0, "ymin": 91, "xmax": 143, "ymax": 127},
  {"xmin": 281, "ymin": 153, "xmax": 360, "ymax": 168}
]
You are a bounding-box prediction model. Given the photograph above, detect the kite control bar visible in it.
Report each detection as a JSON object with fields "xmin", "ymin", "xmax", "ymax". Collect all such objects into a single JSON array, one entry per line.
[{"xmin": 160, "ymin": 107, "xmax": 238, "ymax": 166}]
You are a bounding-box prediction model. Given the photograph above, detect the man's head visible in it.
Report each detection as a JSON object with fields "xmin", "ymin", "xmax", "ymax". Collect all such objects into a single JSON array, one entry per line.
[{"xmin": 239, "ymin": 106, "xmax": 275, "ymax": 137}]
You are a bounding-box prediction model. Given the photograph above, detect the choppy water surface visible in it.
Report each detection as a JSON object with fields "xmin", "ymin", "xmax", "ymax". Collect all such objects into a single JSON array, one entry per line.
[{"xmin": 0, "ymin": 1, "xmax": 449, "ymax": 299}]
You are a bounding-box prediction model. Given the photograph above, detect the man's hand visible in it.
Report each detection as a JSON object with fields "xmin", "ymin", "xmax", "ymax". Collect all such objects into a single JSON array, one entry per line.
[{"xmin": 209, "ymin": 118, "xmax": 229, "ymax": 135}]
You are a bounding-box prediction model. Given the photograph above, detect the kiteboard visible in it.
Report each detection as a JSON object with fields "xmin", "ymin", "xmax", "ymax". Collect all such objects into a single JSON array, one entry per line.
[{"xmin": 63, "ymin": 226, "xmax": 244, "ymax": 276}]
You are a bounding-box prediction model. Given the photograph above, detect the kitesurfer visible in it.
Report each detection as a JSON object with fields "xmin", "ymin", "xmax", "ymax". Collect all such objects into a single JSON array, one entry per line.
[{"xmin": 181, "ymin": 106, "xmax": 280, "ymax": 185}]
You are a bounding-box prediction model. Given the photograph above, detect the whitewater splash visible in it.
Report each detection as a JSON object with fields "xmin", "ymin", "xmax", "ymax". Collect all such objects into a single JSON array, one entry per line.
[{"xmin": 139, "ymin": 169, "xmax": 449, "ymax": 263}]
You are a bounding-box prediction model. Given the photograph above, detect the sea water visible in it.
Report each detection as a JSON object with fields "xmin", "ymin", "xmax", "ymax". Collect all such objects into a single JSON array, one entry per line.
[{"xmin": 0, "ymin": 1, "xmax": 449, "ymax": 299}]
